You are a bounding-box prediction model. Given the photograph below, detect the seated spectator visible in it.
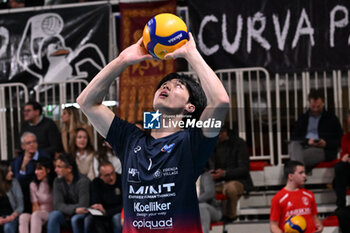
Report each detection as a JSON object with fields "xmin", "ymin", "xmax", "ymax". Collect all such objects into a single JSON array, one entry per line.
[
  {"xmin": 333, "ymin": 110, "xmax": 350, "ymax": 209},
  {"xmin": 197, "ymin": 170, "xmax": 222, "ymax": 233},
  {"xmin": 19, "ymin": 158, "xmax": 54, "ymax": 233},
  {"xmin": 93, "ymin": 141, "xmax": 122, "ymax": 176},
  {"xmin": 12, "ymin": 132, "xmax": 50, "ymax": 213},
  {"xmin": 70, "ymin": 128, "xmax": 96, "ymax": 180},
  {"xmin": 47, "ymin": 153, "xmax": 90, "ymax": 233},
  {"xmin": 84, "ymin": 161, "xmax": 123, "ymax": 233},
  {"xmin": 0, "ymin": 160, "xmax": 24, "ymax": 233},
  {"xmin": 61, "ymin": 106, "xmax": 93, "ymax": 154},
  {"xmin": 336, "ymin": 206, "xmax": 350, "ymax": 233},
  {"xmin": 208, "ymin": 127, "xmax": 253, "ymax": 221},
  {"xmin": 19, "ymin": 100, "xmax": 62, "ymax": 158},
  {"xmin": 270, "ymin": 160, "xmax": 323, "ymax": 233},
  {"xmin": 289, "ymin": 89, "xmax": 343, "ymax": 171}
]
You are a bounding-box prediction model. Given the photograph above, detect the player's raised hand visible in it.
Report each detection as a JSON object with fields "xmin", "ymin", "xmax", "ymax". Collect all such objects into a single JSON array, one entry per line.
[
  {"xmin": 119, "ymin": 37, "xmax": 153, "ymax": 66},
  {"xmin": 164, "ymin": 32, "xmax": 197, "ymax": 60}
]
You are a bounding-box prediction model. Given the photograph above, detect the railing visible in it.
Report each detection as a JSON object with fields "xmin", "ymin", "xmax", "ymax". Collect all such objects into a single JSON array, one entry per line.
[
  {"xmin": 0, "ymin": 83, "xmax": 28, "ymax": 160},
  {"xmin": 2, "ymin": 68, "xmax": 350, "ymax": 165}
]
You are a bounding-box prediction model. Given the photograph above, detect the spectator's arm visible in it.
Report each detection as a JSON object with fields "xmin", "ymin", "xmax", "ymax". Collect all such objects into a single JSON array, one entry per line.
[
  {"xmin": 90, "ymin": 179, "xmax": 101, "ymax": 205},
  {"xmin": 291, "ymin": 113, "xmax": 307, "ymax": 141},
  {"xmin": 324, "ymin": 116, "xmax": 343, "ymax": 150},
  {"xmin": 225, "ymin": 139, "xmax": 250, "ymax": 181},
  {"xmin": 106, "ymin": 205, "xmax": 123, "ymax": 217},
  {"xmin": 11, "ymin": 179, "xmax": 24, "ymax": 214},
  {"xmin": 76, "ymin": 177, "xmax": 90, "ymax": 208}
]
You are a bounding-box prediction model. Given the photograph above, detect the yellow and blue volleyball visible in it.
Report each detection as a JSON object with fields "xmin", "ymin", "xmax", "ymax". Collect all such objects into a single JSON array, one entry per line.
[
  {"xmin": 284, "ymin": 215, "xmax": 307, "ymax": 233},
  {"xmin": 143, "ymin": 13, "xmax": 189, "ymax": 60}
]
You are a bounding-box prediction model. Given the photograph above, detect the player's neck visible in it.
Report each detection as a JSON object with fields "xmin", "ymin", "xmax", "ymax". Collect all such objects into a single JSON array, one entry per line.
[
  {"xmin": 284, "ymin": 182, "xmax": 300, "ymax": 191},
  {"xmin": 150, "ymin": 114, "xmax": 184, "ymax": 139}
]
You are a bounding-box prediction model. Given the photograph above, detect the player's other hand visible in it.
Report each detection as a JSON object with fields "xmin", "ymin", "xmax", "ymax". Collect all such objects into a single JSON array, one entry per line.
[
  {"xmin": 119, "ymin": 37, "xmax": 153, "ymax": 66},
  {"xmin": 164, "ymin": 32, "xmax": 197, "ymax": 60},
  {"xmin": 314, "ymin": 222, "xmax": 323, "ymax": 233}
]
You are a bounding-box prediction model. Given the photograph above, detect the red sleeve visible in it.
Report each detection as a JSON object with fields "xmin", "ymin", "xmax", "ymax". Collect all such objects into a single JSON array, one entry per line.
[
  {"xmin": 270, "ymin": 195, "xmax": 281, "ymax": 222},
  {"xmin": 311, "ymin": 194, "xmax": 318, "ymax": 215}
]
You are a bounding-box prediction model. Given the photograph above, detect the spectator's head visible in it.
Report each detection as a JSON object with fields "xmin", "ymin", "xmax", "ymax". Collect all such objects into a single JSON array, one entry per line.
[
  {"xmin": 54, "ymin": 153, "xmax": 78, "ymax": 180},
  {"xmin": 69, "ymin": 128, "xmax": 94, "ymax": 156},
  {"xmin": 98, "ymin": 161, "xmax": 116, "ymax": 185},
  {"xmin": 218, "ymin": 126, "xmax": 230, "ymax": 142},
  {"xmin": 154, "ymin": 73, "xmax": 207, "ymax": 121},
  {"xmin": 308, "ymin": 89, "xmax": 324, "ymax": 116},
  {"xmin": 34, "ymin": 157, "xmax": 55, "ymax": 189},
  {"xmin": 20, "ymin": 132, "xmax": 38, "ymax": 156},
  {"xmin": 61, "ymin": 106, "xmax": 81, "ymax": 131},
  {"xmin": 24, "ymin": 101, "xmax": 42, "ymax": 123},
  {"xmin": 0, "ymin": 161, "xmax": 12, "ymax": 195},
  {"xmin": 284, "ymin": 160, "xmax": 306, "ymax": 186}
]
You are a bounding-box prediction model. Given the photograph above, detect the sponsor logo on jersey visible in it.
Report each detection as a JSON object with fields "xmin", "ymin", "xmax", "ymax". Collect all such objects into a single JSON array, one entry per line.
[
  {"xmin": 153, "ymin": 169, "xmax": 162, "ymax": 179},
  {"xmin": 161, "ymin": 143, "xmax": 175, "ymax": 153},
  {"xmin": 134, "ymin": 201, "xmax": 171, "ymax": 212},
  {"xmin": 302, "ymin": 196, "xmax": 309, "ymax": 206},
  {"xmin": 128, "ymin": 168, "xmax": 141, "ymax": 183},
  {"xmin": 129, "ymin": 183, "xmax": 175, "ymax": 195},
  {"xmin": 134, "ymin": 145, "xmax": 141, "ymax": 154},
  {"xmin": 133, "ymin": 217, "xmax": 173, "ymax": 230}
]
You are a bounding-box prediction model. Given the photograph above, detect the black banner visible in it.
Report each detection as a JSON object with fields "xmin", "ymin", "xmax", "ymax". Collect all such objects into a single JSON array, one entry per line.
[
  {"xmin": 188, "ymin": 0, "xmax": 350, "ymax": 73},
  {"xmin": 0, "ymin": 3, "xmax": 109, "ymax": 90}
]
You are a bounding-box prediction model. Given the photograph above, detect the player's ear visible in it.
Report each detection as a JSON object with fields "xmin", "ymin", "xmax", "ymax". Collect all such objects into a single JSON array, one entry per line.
[{"xmin": 185, "ymin": 103, "xmax": 195, "ymax": 113}]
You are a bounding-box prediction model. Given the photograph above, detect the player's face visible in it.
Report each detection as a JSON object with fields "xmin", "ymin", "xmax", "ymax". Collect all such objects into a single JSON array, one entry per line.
[
  {"xmin": 153, "ymin": 79, "xmax": 191, "ymax": 114},
  {"xmin": 75, "ymin": 130, "xmax": 88, "ymax": 150},
  {"xmin": 292, "ymin": 165, "xmax": 306, "ymax": 186}
]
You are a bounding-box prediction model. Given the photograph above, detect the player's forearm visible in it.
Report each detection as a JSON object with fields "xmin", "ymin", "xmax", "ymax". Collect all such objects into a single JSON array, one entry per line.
[
  {"xmin": 270, "ymin": 223, "xmax": 283, "ymax": 233},
  {"xmin": 185, "ymin": 50, "xmax": 229, "ymax": 108},
  {"xmin": 77, "ymin": 56, "xmax": 127, "ymax": 110}
]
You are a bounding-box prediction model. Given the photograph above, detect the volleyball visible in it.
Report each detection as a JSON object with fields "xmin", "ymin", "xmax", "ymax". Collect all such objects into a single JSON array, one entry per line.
[
  {"xmin": 284, "ymin": 215, "xmax": 307, "ymax": 233},
  {"xmin": 143, "ymin": 13, "xmax": 189, "ymax": 59}
]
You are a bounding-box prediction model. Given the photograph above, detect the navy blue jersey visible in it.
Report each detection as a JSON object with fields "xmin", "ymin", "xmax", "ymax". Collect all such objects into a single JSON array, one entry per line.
[{"xmin": 106, "ymin": 116, "xmax": 218, "ymax": 233}]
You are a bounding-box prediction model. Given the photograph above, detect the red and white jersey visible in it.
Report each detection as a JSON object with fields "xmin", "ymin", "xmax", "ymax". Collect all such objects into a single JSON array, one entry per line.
[{"xmin": 270, "ymin": 188, "xmax": 317, "ymax": 233}]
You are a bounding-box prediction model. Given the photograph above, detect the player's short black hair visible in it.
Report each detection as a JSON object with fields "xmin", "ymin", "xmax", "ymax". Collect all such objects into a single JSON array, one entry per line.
[
  {"xmin": 284, "ymin": 160, "xmax": 304, "ymax": 179},
  {"xmin": 156, "ymin": 73, "xmax": 207, "ymax": 121},
  {"xmin": 25, "ymin": 100, "xmax": 43, "ymax": 115},
  {"xmin": 308, "ymin": 89, "xmax": 324, "ymax": 102}
]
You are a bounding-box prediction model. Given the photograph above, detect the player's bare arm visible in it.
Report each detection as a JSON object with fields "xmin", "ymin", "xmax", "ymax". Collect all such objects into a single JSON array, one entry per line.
[
  {"xmin": 270, "ymin": 220, "xmax": 283, "ymax": 233},
  {"xmin": 77, "ymin": 38, "xmax": 152, "ymax": 137},
  {"xmin": 165, "ymin": 33, "xmax": 230, "ymax": 138}
]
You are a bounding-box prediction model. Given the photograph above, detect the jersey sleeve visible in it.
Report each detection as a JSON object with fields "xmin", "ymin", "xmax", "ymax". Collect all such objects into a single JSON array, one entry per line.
[
  {"xmin": 310, "ymin": 193, "xmax": 318, "ymax": 215},
  {"xmin": 106, "ymin": 115, "xmax": 142, "ymax": 163},
  {"xmin": 270, "ymin": 195, "xmax": 281, "ymax": 222},
  {"xmin": 189, "ymin": 127, "xmax": 218, "ymax": 177}
]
